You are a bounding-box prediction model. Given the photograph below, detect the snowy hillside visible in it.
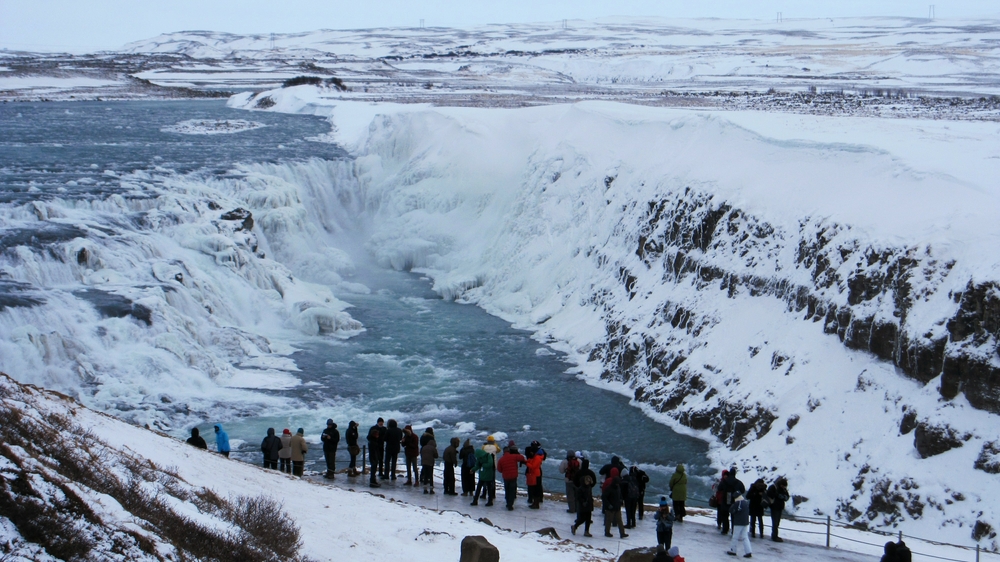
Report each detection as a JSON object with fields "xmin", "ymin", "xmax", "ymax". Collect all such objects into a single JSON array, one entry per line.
[{"xmin": 229, "ymin": 87, "xmax": 1000, "ymax": 549}]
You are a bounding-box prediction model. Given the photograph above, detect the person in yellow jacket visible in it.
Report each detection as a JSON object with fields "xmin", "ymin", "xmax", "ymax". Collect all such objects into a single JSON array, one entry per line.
[{"xmin": 290, "ymin": 427, "xmax": 309, "ymax": 477}]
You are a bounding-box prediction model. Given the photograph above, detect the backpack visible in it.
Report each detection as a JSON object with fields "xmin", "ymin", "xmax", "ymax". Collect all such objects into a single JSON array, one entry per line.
[
  {"xmin": 463, "ymin": 451, "xmax": 477, "ymax": 470},
  {"xmin": 627, "ymin": 477, "xmax": 640, "ymax": 500},
  {"xmin": 566, "ymin": 458, "xmax": 580, "ymax": 480}
]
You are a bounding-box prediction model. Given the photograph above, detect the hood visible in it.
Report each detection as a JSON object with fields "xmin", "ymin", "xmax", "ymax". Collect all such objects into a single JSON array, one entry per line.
[
  {"xmin": 451, "ymin": 437, "xmax": 460, "ymax": 447},
  {"xmin": 581, "ymin": 458, "xmax": 590, "ymax": 471},
  {"xmin": 190, "ymin": 428, "xmax": 199, "ymax": 437},
  {"xmin": 267, "ymin": 428, "xmax": 275, "ymax": 437},
  {"xmin": 611, "ymin": 456, "xmax": 620, "ymax": 464},
  {"xmin": 676, "ymin": 464, "xmax": 685, "ymax": 473},
  {"xmin": 214, "ymin": 424, "xmax": 222, "ymax": 432}
]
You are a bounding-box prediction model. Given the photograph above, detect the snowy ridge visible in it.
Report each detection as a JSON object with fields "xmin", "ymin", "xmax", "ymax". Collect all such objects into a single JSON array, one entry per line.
[{"xmin": 231, "ymin": 88, "xmax": 1000, "ymax": 548}]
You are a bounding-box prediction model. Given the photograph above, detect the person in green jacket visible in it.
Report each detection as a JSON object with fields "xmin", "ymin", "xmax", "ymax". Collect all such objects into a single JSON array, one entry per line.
[
  {"xmin": 471, "ymin": 447, "xmax": 496, "ymax": 506},
  {"xmin": 669, "ymin": 464, "xmax": 688, "ymax": 522}
]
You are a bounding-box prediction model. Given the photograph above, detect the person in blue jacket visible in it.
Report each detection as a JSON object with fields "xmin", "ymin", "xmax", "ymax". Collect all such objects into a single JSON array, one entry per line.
[
  {"xmin": 214, "ymin": 424, "xmax": 231, "ymax": 458},
  {"xmin": 727, "ymin": 493, "xmax": 752, "ymax": 558}
]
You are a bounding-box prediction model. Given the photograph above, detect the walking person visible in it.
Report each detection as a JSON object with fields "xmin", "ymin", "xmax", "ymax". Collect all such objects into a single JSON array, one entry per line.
[
  {"xmin": 524, "ymin": 446, "xmax": 544, "ymax": 509},
  {"xmin": 766, "ymin": 477, "xmax": 790, "ymax": 542},
  {"xmin": 279, "ymin": 428, "xmax": 292, "ymax": 474},
  {"xmin": 459, "ymin": 438, "xmax": 477, "ymax": 496},
  {"xmin": 383, "ymin": 419, "xmax": 403, "ymax": 481},
  {"xmin": 471, "ymin": 445, "xmax": 496, "ymax": 506},
  {"xmin": 213, "ymin": 424, "xmax": 230, "ymax": 458},
  {"xmin": 622, "ymin": 468, "xmax": 641, "ymax": 528},
  {"xmin": 346, "ymin": 421, "xmax": 360, "ymax": 477},
  {"xmin": 187, "ymin": 427, "xmax": 207, "ymax": 449},
  {"xmin": 631, "ymin": 465, "xmax": 650, "ymax": 520},
  {"xmin": 720, "ymin": 467, "xmax": 746, "ymax": 535},
  {"xmin": 601, "ymin": 467, "xmax": 628, "ymax": 538},
  {"xmin": 559, "ymin": 451, "xmax": 581, "ymax": 513},
  {"xmin": 713, "ymin": 469, "xmax": 728, "ymax": 530},
  {"xmin": 746, "ymin": 478, "xmax": 767, "ymax": 538},
  {"xmin": 420, "ymin": 431, "xmax": 438, "ymax": 494},
  {"xmin": 727, "ymin": 493, "xmax": 752, "ymax": 558},
  {"xmin": 496, "ymin": 444, "xmax": 525, "ymax": 510},
  {"xmin": 261, "ymin": 428, "xmax": 281, "ymax": 469},
  {"xmin": 403, "ymin": 425, "xmax": 420, "ymax": 485},
  {"xmin": 443, "ymin": 437, "xmax": 460, "ymax": 495},
  {"xmin": 654, "ymin": 496, "xmax": 675, "ymax": 551},
  {"xmin": 367, "ymin": 418, "xmax": 386, "ymax": 487},
  {"xmin": 571, "ymin": 456, "xmax": 597, "ymax": 537},
  {"xmin": 668, "ymin": 463, "xmax": 688, "ymax": 522},
  {"xmin": 290, "ymin": 427, "xmax": 308, "ymax": 477},
  {"xmin": 321, "ymin": 419, "xmax": 340, "ymax": 479}
]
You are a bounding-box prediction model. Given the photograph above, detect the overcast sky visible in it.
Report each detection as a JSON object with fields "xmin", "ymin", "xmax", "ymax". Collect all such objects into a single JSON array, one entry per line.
[{"xmin": 2, "ymin": 0, "xmax": 999, "ymax": 52}]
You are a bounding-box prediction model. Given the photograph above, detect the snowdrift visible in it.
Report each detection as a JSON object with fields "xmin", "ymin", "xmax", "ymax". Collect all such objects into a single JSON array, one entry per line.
[{"xmin": 231, "ymin": 88, "xmax": 1000, "ymax": 549}]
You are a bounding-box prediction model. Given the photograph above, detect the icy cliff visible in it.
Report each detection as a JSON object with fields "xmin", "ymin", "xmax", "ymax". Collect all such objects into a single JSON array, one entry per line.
[{"xmin": 232, "ymin": 88, "xmax": 1000, "ymax": 548}]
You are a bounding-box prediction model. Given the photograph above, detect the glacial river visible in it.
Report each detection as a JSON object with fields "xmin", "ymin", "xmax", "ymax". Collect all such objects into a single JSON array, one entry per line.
[{"xmin": 0, "ymin": 100, "xmax": 713, "ymax": 500}]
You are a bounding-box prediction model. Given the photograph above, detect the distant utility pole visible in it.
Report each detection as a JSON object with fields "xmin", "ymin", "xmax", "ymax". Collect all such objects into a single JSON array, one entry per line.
[
  {"xmin": 420, "ymin": 18, "xmax": 425, "ymax": 28},
  {"xmin": 776, "ymin": 12, "xmax": 783, "ymax": 23},
  {"xmin": 562, "ymin": 19, "xmax": 568, "ymax": 29},
  {"xmin": 269, "ymin": 33, "xmax": 275, "ymax": 50},
  {"xmin": 928, "ymin": 5, "xmax": 935, "ymax": 19}
]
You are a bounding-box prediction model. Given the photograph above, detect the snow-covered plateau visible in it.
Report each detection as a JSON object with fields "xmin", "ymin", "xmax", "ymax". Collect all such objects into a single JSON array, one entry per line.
[{"xmin": 225, "ymin": 87, "xmax": 1000, "ymax": 550}]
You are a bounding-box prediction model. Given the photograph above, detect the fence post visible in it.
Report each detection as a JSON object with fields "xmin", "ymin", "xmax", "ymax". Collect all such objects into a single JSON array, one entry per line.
[
  {"xmin": 362, "ymin": 445, "xmax": 367, "ymax": 475},
  {"xmin": 977, "ymin": 544, "xmax": 980, "ymax": 562},
  {"xmin": 826, "ymin": 516, "xmax": 831, "ymax": 548},
  {"xmin": 898, "ymin": 531, "xmax": 903, "ymax": 543}
]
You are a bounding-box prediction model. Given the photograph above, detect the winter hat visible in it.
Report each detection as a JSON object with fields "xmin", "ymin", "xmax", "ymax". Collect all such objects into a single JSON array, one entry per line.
[
  {"xmin": 487, "ymin": 435, "xmax": 495, "ymax": 443},
  {"xmin": 377, "ymin": 417, "xmax": 384, "ymax": 423},
  {"xmin": 405, "ymin": 424, "xmax": 413, "ymax": 431},
  {"xmin": 296, "ymin": 428, "xmax": 304, "ymax": 435},
  {"xmin": 508, "ymin": 440, "xmax": 516, "ymax": 448},
  {"xmin": 283, "ymin": 428, "xmax": 291, "ymax": 435},
  {"xmin": 575, "ymin": 451, "xmax": 583, "ymax": 459},
  {"xmin": 327, "ymin": 418, "xmax": 334, "ymax": 425},
  {"xmin": 621, "ymin": 468, "xmax": 629, "ymax": 478},
  {"xmin": 659, "ymin": 496, "xmax": 669, "ymax": 507},
  {"xmin": 191, "ymin": 428, "xmax": 200, "ymax": 437},
  {"xmin": 668, "ymin": 546, "xmax": 679, "ymax": 557},
  {"xmin": 567, "ymin": 451, "xmax": 576, "ymax": 460}
]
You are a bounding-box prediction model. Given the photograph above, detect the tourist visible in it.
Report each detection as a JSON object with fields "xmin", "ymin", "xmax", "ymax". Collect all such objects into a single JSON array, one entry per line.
[
  {"xmin": 279, "ymin": 428, "xmax": 292, "ymax": 474},
  {"xmin": 260, "ymin": 427, "xmax": 281, "ymax": 469},
  {"xmin": 667, "ymin": 546, "xmax": 685, "ymax": 562},
  {"xmin": 727, "ymin": 493, "xmax": 752, "ymax": 558},
  {"xmin": 496, "ymin": 444, "xmax": 525, "ymax": 510},
  {"xmin": 524, "ymin": 446, "xmax": 544, "ymax": 509},
  {"xmin": 559, "ymin": 451, "xmax": 581, "ymax": 513},
  {"xmin": 478, "ymin": 436, "xmax": 501, "ymax": 501},
  {"xmin": 420, "ymin": 431, "xmax": 438, "ymax": 494},
  {"xmin": 713, "ymin": 469, "xmax": 728, "ymax": 530},
  {"xmin": 881, "ymin": 541, "xmax": 898, "ymax": 562},
  {"xmin": 766, "ymin": 476, "xmax": 790, "ymax": 542},
  {"xmin": 420, "ymin": 426, "xmax": 435, "ymax": 447},
  {"xmin": 599, "ymin": 455, "xmax": 626, "ymax": 478},
  {"xmin": 668, "ymin": 463, "xmax": 687, "ymax": 522},
  {"xmin": 720, "ymin": 467, "xmax": 746, "ymax": 534},
  {"xmin": 601, "ymin": 467, "xmax": 628, "ymax": 538},
  {"xmin": 530, "ymin": 441, "xmax": 546, "ymax": 504},
  {"xmin": 654, "ymin": 496, "xmax": 674, "ymax": 550},
  {"xmin": 213, "ymin": 424, "xmax": 230, "ymax": 458},
  {"xmin": 290, "ymin": 427, "xmax": 308, "ymax": 477},
  {"xmin": 321, "ymin": 419, "xmax": 340, "ymax": 479},
  {"xmin": 459, "ymin": 438, "xmax": 477, "ymax": 495},
  {"xmin": 403, "ymin": 425, "xmax": 420, "ymax": 485},
  {"xmin": 631, "ymin": 465, "xmax": 650, "ymax": 520},
  {"xmin": 443, "ymin": 437, "xmax": 460, "ymax": 495},
  {"xmin": 186, "ymin": 427, "xmax": 207, "ymax": 449},
  {"xmin": 471, "ymin": 444, "xmax": 496, "ymax": 506},
  {"xmin": 367, "ymin": 418, "xmax": 385, "ymax": 487},
  {"xmin": 622, "ymin": 468, "xmax": 641, "ymax": 528},
  {"xmin": 571, "ymin": 456, "xmax": 596, "ymax": 537},
  {"xmin": 746, "ymin": 478, "xmax": 767, "ymax": 538},
  {"xmin": 346, "ymin": 421, "xmax": 360, "ymax": 477},
  {"xmin": 383, "ymin": 419, "xmax": 402, "ymax": 481}
]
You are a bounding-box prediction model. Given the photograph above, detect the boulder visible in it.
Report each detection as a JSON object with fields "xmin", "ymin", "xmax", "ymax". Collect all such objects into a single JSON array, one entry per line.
[
  {"xmin": 618, "ymin": 546, "xmax": 658, "ymax": 562},
  {"xmin": 460, "ymin": 535, "xmax": 499, "ymax": 562}
]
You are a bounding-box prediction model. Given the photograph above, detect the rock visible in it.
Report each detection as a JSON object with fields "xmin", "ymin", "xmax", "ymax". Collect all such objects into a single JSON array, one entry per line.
[
  {"xmin": 974, "ymin": 441, "xmax": 1000, "ymax": 474},
  {"xmin": 460, "ymin": 535, "xmax": 499, "ymax": 562},
  {"xmin": 913, "ymin": 422, "xmax": 969, "ymax": 458},
  {"xmin": 534, "ymin": 527, "xmax": 559, "ymax": 539},
  {"xmin": 477, "ymin": 517, "xmax": 493, "ymax": 527},
  {"xmin": 220, "ymin": 208, "xmax": 254, "ymax": 231},
  {"xmin": 617, "ymin": 546, "xmax": 658, "ymax": 562},
  {"xmin": 899, "ymin": 409, "xmax": 918, "ymax": 435}
]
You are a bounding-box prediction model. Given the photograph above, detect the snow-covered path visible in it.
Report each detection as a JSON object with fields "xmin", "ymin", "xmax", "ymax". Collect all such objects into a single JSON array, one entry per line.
[{"xmin": 303, "ymin": 470, "xmax": 878, "ymax": 561}]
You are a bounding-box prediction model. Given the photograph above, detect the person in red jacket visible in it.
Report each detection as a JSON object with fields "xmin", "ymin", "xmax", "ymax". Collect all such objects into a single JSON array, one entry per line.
[
  {"xmin": 524, "ymin": 448, "xmax": 545, "ymax": 509},
  {"xmin": 496, "ymin": 445, "xmax": 526, "ymax": 511}
]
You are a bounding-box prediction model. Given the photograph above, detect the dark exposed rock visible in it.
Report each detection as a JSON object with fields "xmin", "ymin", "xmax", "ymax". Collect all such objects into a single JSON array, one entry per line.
[
  {"xmin": 73, "ymin": 289, "xmax": 152, "ymax": 326},
  {"xmin": 617, "ymin": 546, "xmax": 658, "ymax": 562},
  {"xmin": 460, "ymin": 535, "xmax": 499, "ymax": 562},
  {"xmin": 913, "ymin": 422, "xmax": 969, "ymax": 459},
  {"xmin": 899, "ymin": 409, "xmax": 918, "ymax": 435},
  {"xmin": 974, "ymin": 441, "xmax": 1000, "ymax": 474},
  {"xmin": 973, "ymin": 521, "xmax": 996, "ymax": 542},
  {"xmin": 533, "ymin": 527, "xmax": 559, "ymax": 539},
  {"xmin": 220, "ymin": 208, "xmax": 254, "ymax": 231}
]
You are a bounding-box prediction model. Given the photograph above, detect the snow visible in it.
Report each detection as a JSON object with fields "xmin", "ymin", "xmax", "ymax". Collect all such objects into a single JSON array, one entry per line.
[
  {"xmin": 0, "ymin": 76, "xmax": 121, "ymax": 90},
  {"xmin": 227, "ymin": 87, "xmax": 1000, "ymax": 549}
]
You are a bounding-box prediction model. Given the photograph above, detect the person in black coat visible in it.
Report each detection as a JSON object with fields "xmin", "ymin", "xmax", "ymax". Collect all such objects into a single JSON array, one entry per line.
[
  {"xmin": 719, "ymin": 466, "xmax": 746, "ymax": 534},
  {"xmin": 260, "ymin": 427, "xmax": 281, "ymax": 469},
  {"xmin": 321, "ymin": 419, "xmax": 340, "ymax": 479},
  {"xmin": 601, "ymin": 468, "xmax": 628, "ymax": 539},
  {"xmin": 631, "ymin": 466, "xmax": 650, "ymax": 520},
  {"xmin": 746, "ymin": 478, "xmax": 767, "ymax": 538},
  {"xmin": 187, "ymin": 427, "xmax": 207, "ymax": 449},
  {"xmin": 598, "ymin": 456, "xmax": 626, "ymax": 478},
  {"xmin": 572, "ymin": 458, "xmax": 598, "ymax": 537},
  {"xmin": 766, "ymin": 476, "xmax": 790, "ymax": 542},
  {"xmin": 345, "ymin": 421, "xmax": 360, "ymax": 476},
  {"xmin": 367, "ymin": 418, "xmax": 386, "ymax": 486},
  {"xmin": 383, "ymin": 419, "xmax": 403, "ymax": 481}
]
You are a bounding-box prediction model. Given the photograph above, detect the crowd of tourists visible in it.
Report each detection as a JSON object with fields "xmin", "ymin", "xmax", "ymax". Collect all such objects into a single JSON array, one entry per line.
[{"xmin": 187, "ymin": 419, "xmax": 805, "ymax": 561}]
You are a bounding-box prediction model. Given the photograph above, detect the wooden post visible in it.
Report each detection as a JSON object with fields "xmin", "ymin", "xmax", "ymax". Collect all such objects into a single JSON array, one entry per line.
[{"xmin": 826, "ymin": 516, "xmax": 831, "ymax": 548}]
